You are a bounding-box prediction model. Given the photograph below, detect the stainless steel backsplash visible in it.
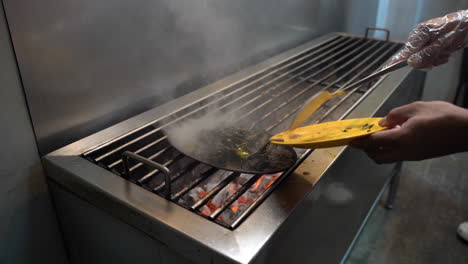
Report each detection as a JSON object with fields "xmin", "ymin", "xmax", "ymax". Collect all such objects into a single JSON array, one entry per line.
[
  {"xmin": 4, "ymin": 0, "xmax": 346, "ymax": 154},
  {"xmin": 7, "ymin": 0, "xmax": 464, "ymax": 155}
]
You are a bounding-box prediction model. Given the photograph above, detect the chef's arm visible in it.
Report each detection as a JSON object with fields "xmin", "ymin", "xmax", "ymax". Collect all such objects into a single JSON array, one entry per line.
[
  {"xmin": 352, "ymin": 11, "xmax": 468, "ymax": 163},
  {"xmin": 350, "ymin": 101, "xmax": 468, "ymax": 163},
  {"xmin": 388, "ymin": 10, "xmax": 468, "ymax": 69}
]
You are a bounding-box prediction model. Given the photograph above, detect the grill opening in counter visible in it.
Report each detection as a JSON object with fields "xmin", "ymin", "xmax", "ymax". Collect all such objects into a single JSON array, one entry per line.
[{"xmin": 82, "ymin": 34, "xmax": 402, "ymax": 229}]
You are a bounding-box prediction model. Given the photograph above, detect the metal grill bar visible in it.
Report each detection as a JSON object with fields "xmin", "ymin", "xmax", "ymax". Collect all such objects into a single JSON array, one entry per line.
[
  {"xmin": 137, "ymin": 153, "xmax": 185, "ymax": 181},
  {"xmin": 171, "ymin": 167, "xmax": 219, "ymax": 200},
  {"xmin": 128, "ymin": 147, "xmax": 171, "ymax": 172},
  {"xmin": 122, "ymin": 151, "xmax": 171, "ymax": 198},
  {"xmin": 262, "ymin": 42, "xmax": 396, "ymax": 131},
  {"xmin": 218, "ymin": 38, "xmax": 360, "ymax": 115},
  {"xmin": 153, "ymin": 161, "xmax": 200, "ymax": 193},
  {"xmin": 108, "ymin": 136, "xmax": 167, "ymax": 169},
  {"xmin": 231, "ymin": 40, "xmax": 370, "ymax": 118},
  {"xmin": 304, "ymin": 43, "xmax": 400, "ymax": 94},
  {"xmin": 246, "ymin": 40, "xmax": 382, "ymax": 129},
  {"xmin": 219, "ymin": 39, "xmax": 362, "ymax": 110},
  {"xmin": 325, "ymin": 43, "xmax": 397, "ymax": 90},
  {"xmin": 315, "ymin": 43, "xmax": 400, "ymax": 121},
  {"xmin": 303, "ymin": 80, "xmax": 342, "ymax": 89}
]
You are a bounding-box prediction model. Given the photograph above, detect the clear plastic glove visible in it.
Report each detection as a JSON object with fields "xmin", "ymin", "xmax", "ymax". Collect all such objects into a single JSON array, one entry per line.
[
  {"xmin": 388, "ymin": 10, "xmax": 468, "ymax": 69},
  {"xmin": 350, "ymin": 101, "xmax": 468, "ymax": 164}
]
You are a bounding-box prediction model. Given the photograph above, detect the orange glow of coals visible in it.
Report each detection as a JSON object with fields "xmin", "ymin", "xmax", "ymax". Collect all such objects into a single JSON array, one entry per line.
[
  {"xmin": 238, "ymin": 196, "xmax": 247, "ymax": 203},
  {"xmin": 206, "ymin": 200, "xmax": 218, "ymax": 212},
  {"xmin": 201, "ymin": 209, "xmax": 210, "ymax": 216},
  {"xmin": 252, "ymin": 175, "xmax": 266, "ymax": 190},
  {"xmin": 197, "ymin": 190, "xmax": 207, "ymax": 199}
]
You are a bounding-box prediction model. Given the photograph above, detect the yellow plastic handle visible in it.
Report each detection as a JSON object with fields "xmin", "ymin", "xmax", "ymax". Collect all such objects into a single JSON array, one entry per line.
[{"xmin": 289, "ymin": 90, "xmax": 345, "ymax": 130}]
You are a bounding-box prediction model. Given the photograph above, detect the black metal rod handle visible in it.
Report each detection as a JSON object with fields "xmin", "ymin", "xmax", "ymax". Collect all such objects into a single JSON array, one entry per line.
[
  {"xmin": 122, "ymin": 151, "xmax": 172, "ymax": 199},
  {"xmin": 365, "ymin": 27, "xmax": 390, "ymax": 41}
]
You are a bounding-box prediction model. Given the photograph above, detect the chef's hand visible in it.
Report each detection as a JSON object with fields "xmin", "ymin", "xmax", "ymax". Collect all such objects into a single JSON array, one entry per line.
[
  {"xmin": 388, "ymin": 10, "xmax": 468, "ymax": 69},
  {"xmin": 351, "ymin": 101, "xmax": 468, "ymax": 164}
]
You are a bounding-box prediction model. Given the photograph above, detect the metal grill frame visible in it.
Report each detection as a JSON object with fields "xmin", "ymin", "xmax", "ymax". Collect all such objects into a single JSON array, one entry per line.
[
  {"xmin": 43, "ymin": 32, "xmax": 423, "ymax": 264},
  {"xmin": 80, "ymin": 34, "xmax": 401, "ymax": 230}
]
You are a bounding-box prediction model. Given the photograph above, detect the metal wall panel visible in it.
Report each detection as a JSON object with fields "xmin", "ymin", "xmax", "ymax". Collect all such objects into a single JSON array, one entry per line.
[
  {"xmin": 344, "ymin": 0, "xmax": 468, "ymax": 41},
  {"xmin": 0, "ymin": 1, "xmax": 67, "ymax": 262},
  {"xmin": 3, "ymin": 0, "xmax": 345, "ymax": 154},
  {"xmin": 344, "ymin": 0, "xmax": 468, "ymax": 103}
]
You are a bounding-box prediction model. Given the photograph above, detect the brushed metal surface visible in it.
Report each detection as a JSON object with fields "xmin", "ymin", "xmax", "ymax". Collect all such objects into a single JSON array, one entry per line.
[
  {"xmin": 343, "ymin": 0, "xmax": 467, "ymax": 41},
  {"xmin": 3, "ymin": 0, "xmax": 345, "ymax": 155},
  {"xmin": 343, "ymin": 0, "xmax": 467, "ymax": 102},
  {"xmin": 0, "ymin": 1, "xmax": 67, "ymax": 262},
  {"xmin": 43, "ymin": 33, "xmax": 426, "ymax": 264}
]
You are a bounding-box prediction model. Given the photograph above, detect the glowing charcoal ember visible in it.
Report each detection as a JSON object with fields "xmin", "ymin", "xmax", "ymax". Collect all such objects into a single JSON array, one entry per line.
[
  {"xmin": 178, "ymin": 170, "xmax": 231, "ymax": 206},
  {"xmin": 249, "ymin": 174, "xmax": 280, "ymax": 194},
  {"xmin": 238, "ymin": 196, "xmax": 248, "ymax": 203},
  {"xmin": 251, "ymin": 175, "xmax": 264, "ymax": 190},
  {"xmin": 264, "ymin": 180, "xmax": 276, "ymax": 190},
  {"xmin": 189, "ymin": 186, "xmax": 209, "ymax": 200},
  {"xmin": 216, "ymin": 173, "xmax": 281, "ymax": 225},
  {"xmin": 180, "ymin": 170, "xmax": 282, "ymax": 226},
  {"xmin": 201, "ymin": 208, "xmax": 210, "ymax": 216},
  {"xmin": 195, "ymin": 174, "xmax": 252, "ymax": 217}
]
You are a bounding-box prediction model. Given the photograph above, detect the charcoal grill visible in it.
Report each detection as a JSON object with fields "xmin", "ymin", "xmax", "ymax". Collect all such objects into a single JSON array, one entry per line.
[
  {"xmin": 44, "ymin": 32, "xmax": 426, "ymax": 264},
  {"xmin": 82, "ymin": 33, "xmax": 401, "ymax": 229}
]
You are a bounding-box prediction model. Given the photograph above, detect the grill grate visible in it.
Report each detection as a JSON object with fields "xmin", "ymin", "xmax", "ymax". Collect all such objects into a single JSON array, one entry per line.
[{"xmin": 82, "ymin": 34, "xmax": 402, "ymax": 229}]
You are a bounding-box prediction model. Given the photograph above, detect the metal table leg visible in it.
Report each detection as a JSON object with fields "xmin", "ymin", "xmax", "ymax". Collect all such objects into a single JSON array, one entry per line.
[{"xmin": 386, "ymin": 161, "xmax": 403, "ymax": 209}]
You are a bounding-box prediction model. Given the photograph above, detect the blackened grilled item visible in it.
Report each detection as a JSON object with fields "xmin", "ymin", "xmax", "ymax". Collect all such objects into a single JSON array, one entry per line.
[{"xmin": 190, "ymin": 127, "xmax": 297, "ymax": 173}]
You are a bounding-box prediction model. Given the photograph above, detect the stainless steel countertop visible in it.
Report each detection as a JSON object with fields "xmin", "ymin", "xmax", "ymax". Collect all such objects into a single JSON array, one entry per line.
[{"xmin": 44, "ymin": 33, "xmax": 414, "ymax": 264}]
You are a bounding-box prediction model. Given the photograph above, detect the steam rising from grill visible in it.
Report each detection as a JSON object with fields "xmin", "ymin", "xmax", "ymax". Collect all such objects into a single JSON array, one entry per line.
[
  {"xmin": 164, "ymin": 111, "xmax": 297, "ymax": 173},
  {"xmin": 164, "ymin": 111, "xmax": 235, "ymax": 158}
]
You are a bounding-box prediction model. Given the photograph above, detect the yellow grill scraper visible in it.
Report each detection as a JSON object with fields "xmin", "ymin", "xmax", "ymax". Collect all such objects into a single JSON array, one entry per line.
[{"xmin": 270, "ymin": 118, "xmax": 387, "ymax": 149}]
